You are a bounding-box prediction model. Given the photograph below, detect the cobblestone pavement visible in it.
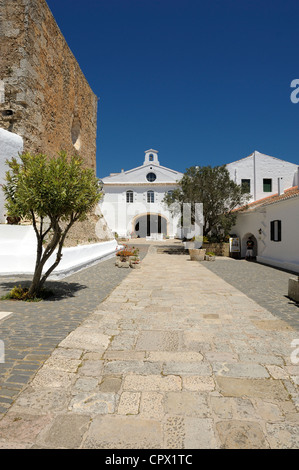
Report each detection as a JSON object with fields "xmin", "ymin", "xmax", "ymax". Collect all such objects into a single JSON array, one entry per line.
[
  {"xmin": 0, "ymin": 245, "xmax": 298, "ymax": 449},
  {"xmin": 203, "ymin": 258, "xmax": 299, "ymax": 331},
  {"xmin": 0, "ymin": 246, "xmax": 149, "ymax": 417}
]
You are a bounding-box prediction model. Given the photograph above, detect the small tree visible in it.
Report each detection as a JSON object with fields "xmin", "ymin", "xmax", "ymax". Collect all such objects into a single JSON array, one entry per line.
[
  {"xmin": 163, "ymin": 165, "xmax": 250, "ymax": 240},
  {"xmin": 3, "ymin": 151, "xmax": 102, "ymax": 299}
]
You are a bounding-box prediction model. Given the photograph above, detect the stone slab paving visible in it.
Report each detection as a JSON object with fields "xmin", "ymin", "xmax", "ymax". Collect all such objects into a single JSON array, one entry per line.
[
  {"xmin": 0, "ymin": 246, "xmax": 149, "ymax": 416},
  {"xmin": 204, "ymin": 257, "xmax": 299, "ymax": 330},
  {"xmin": 0, "ymin": 245, "xmax": 298, "ymax": 449}
]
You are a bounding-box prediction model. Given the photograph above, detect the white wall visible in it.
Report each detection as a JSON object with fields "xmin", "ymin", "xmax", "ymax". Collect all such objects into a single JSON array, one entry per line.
[
  {"xmin": 0, "ymin": 225, "xmax": 119, "ymax": 278},
  {"xmin": 226, "ymin": 151, "xmax": 298, "ymax": 202},
  {"xmin": 100, "ymin": 185, "xmax": 180, "ymax": 237},
  {"xmin": 232, "ymin": 196, "xmax": 299, "ymax": 272},
  {"xmin": 0, "ymin": 128, "xmax": 23, "ymax": 223}
]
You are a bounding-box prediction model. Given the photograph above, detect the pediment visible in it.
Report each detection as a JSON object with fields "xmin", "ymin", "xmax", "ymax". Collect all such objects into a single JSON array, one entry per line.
[{"xmin": 102, "ymin": 163, "xmax": 183, "ymax": 185}]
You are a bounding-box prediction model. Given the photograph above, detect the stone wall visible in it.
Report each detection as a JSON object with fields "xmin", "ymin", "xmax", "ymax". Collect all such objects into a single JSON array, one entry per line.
[
  {"xmin": 0, "ymin": 1, "xmax": 113, "ymax": 242},
  {"xmin": 0, "ymin": 0, "xmax": 97, "ymax": 169},
  {"xmin": 202, "ymin": 242, "xmax": 230, "ymax": 257}
]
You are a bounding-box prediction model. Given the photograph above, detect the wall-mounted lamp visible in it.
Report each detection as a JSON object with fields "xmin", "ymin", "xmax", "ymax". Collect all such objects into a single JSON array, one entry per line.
[{"xmin": 258, "ymin": 228, "xmax": 262, "ymax": 235}]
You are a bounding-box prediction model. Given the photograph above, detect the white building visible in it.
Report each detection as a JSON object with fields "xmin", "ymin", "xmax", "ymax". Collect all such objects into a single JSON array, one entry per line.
[
  {"xmin": 99, "ymin": 149, "xmax": 184, "ymax": 239},
  {"xmin": 0, "ymin": 128, "xmax": 23, "ymax": 223},
  {"xmin": 231, "ymin": 186, "xmax": 299, "ymax": 273},
  {"xmin": 226, "ymin": 150, "xmax": 299, "ymax": 202}
]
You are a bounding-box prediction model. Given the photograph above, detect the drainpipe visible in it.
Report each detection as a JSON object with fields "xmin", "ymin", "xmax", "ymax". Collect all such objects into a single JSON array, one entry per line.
[
  {"xmin": 253, "ymin": 151, "xmax": 257, "ymax": 201},
  {"xmin": 278, "ymin": 177, "xmax": 283, "ymax": 196}
]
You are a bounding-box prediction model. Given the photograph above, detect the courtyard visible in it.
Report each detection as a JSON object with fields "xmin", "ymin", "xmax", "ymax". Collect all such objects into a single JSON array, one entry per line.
[{"xmin": 0, "ymin": 241, "xmax": 298, "ymax": 449}]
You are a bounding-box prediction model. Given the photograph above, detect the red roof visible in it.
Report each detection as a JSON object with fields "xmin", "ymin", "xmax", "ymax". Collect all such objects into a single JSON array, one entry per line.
[{"xmin": 235, "ymin": 186, "xmax": 299, "ymax": 212}]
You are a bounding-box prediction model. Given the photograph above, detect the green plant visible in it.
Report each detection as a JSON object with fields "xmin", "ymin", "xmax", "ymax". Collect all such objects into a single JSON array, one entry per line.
[
  {"xmin": 206, "ymin": 252, "xmax": 215, "ymax": 256},
  {"xmin": 7, "ymin": 285, "xmax": 28, "ymax": 300},
  {"xmin": 1, "ymin": 285, "xmax": 54, "ymax": 302},
  {"xmin": 190, "ymin": 235, "xmax": 203, "ymax": 242},
  {"xmin": 3, "ymin": 151, "xmax": 102, "ymax": 299},
  {"xmin": 117, "ymin": 245, "xmax": 139, "ymax": 258},
  {"xmin": 163, "ymin": 164, "xmax": 251, "ymax": 238},
  {"xmin": 132, "ymin": 246, "xmax": 139, "ymax": 257}
]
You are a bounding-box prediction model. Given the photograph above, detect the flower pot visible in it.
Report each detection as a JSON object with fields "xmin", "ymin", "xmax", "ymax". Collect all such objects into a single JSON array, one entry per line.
[
  {"xmin": 189, "ymin": 248, "xmax": 206, "ymax": 261},
  {"xmin": 130, "ymin": 262, "xmax": 141, "ymax": 269},
  {"xmin": 115, "ymin": 259, "xmax": 130, "ymax": 268}
]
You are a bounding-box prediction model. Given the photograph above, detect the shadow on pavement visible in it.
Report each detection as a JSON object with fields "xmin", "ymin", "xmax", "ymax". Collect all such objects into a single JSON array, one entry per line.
[{"xmin": 0, "ymin": 279, "xmax": 88, "ymax": 301}]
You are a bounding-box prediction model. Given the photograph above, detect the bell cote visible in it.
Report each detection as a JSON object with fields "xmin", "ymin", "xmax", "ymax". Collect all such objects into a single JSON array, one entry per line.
[{"xmin": 143, "ymin": 149, "xmax": 160, "ymax": 166}]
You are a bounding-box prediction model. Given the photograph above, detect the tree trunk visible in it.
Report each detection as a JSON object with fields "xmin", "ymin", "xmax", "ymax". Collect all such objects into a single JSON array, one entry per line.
[
  {"xmin": 27, "ymin": 220, "xmax": 62, "ymax": 298},
  {"xmin": 27, "ymin": 262, "xmax": 45, "ymax": 298},
  {"xmin": 27, "ymin": 216, "xmax": 76, "ymax": 298}
]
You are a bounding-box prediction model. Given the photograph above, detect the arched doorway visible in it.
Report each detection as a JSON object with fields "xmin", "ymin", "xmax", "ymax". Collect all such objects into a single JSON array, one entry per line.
[
  {"xmin": 241, "ymin": 233, "xmax": 258, "ymax": 259},
  {"xmin": 132, "ymin": 213, "xmax": 168, "ymax": 238}
]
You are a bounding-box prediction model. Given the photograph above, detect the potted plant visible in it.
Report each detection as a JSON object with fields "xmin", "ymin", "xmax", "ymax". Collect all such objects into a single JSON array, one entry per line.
[
  {"xmin": 130, "ymin": 255, "xmax": 141, "ymax": 269},
  {"xmin": 116, "ymin": 245, "xmax": 140, "ymax": 268},
  {"xmin": 205, "ymin": 252, "xmax": 216, "ymax": 261}
]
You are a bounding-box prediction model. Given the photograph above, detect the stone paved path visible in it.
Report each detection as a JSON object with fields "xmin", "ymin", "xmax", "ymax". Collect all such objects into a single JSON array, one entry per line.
[
  {"xmin": 0, "ymin": 245, "xmax": 298, "ymax": 449},
  {"xmin": 204, "ymin": 257, "xmax": 299, "ymax": 330},
  {"xmin": 0, "ymin": 246, "xmax": 149, "ymax": 416}
]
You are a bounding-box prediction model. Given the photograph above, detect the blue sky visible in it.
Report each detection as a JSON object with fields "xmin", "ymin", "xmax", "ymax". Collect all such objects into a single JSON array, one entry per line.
[{"xmin": 46, "ymin": 0, "xmax": 299, "ymax": 178}]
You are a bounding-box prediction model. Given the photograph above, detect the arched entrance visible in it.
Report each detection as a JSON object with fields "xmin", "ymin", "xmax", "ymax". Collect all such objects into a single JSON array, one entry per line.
[
  {"xmin": 132, "ymin": 213, "xmax": 168, "ymax": 238},
  {"xmin": 241, "ymin": 233, "xmax": 258, "ymax": 259}
]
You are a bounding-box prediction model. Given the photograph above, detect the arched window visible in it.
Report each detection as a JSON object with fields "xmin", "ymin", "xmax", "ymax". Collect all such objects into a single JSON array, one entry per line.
[
  {"xmin": 149, "ymin": 154, "xmax": 154, "ymax": 161},
  {"xmin": 147, "ymin": 190, "xmax": 154, "ymax": 203},
  {"xmin": 126, "ymin": 190, "xmax": 133, "ymax": 203}
]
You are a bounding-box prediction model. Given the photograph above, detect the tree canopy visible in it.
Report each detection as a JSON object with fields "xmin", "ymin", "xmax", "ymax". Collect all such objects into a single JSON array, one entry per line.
[
  {"xmin": 163, "ymin": 165, "xmax": 250, "ymax": 240},
  {"xmin": 3, "ymin": 151, "xmax": 103, "ymax": 298}
]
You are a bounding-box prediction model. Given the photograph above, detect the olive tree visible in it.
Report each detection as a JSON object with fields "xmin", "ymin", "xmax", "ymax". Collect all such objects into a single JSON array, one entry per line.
[
  {"xmin": 163, "ymin": 165, "xmax": 250, "ymax": 240},
  {"xmin": 3, "ymin": 151, "xmax": 102, "ymax": 299}
]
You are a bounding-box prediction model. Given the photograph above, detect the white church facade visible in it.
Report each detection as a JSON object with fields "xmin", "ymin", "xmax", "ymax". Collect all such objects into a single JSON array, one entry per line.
[
  {"xmin": 99, "ymin": 149, "xmax": 184, "ymax": 239},
  {"xmin": 100, "ymin": 148, "xmax": 299, "ymax": 249}
]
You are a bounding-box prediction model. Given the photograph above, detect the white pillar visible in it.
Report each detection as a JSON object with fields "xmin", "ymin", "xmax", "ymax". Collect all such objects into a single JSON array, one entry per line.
[{"xmin": 0, "ymin": 128, "xmax": 23, "ymax": 223}]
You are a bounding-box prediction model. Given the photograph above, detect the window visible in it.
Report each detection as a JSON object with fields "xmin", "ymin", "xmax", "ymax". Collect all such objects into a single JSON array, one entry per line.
[
  {"xmin": 149, "ymin": 154, "xmax": 154, "ymax": 161},
  {"xmin": 146, "ymin": 172, "xmax": 156, "ymax": 182},
  {"xmin": 270, "ymin": 220, "xmax": 281, "ymax": 242},
  {"xmin": 71, "ymin": 116, "xmax": 81, "ymax": 150},
  {"xmin": 126, "ymin": 190, "xmax": 133, "ymax": 203},
  {"xmin": 241, "ymin": 179, "xmax": 251, "ymax": 192},
  {"xmin": 147, "ymin": 190, "xmax": 154, "ymax": 203},
  {"xmin": 263, "ymin": 178, "xmax": 272, "ymax": 192}
]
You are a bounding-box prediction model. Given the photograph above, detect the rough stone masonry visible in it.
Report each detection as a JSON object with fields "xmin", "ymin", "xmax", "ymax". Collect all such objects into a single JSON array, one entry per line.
[
  {"xmin": 0, "ymin": 0, "xmax": 98, "ymax": 167},
  {"xmin": 0, "ymin": 0, "xmax": 112, "ymax": 242}
]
